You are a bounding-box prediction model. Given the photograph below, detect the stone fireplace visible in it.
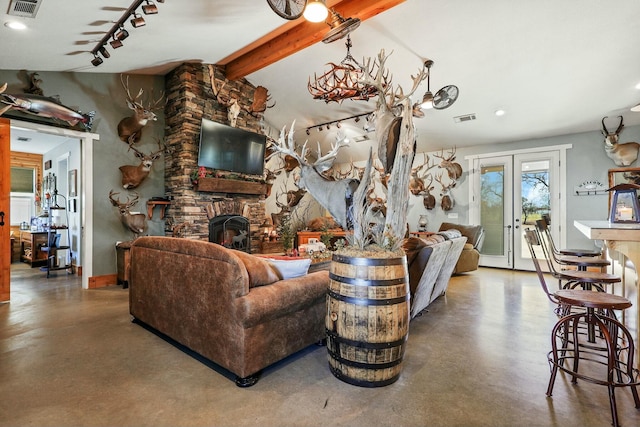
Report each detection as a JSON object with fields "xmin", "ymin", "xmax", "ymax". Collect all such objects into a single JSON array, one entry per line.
[{"xmin": 163, "ymin": 63, "xmax": 270, "ymax": 252}]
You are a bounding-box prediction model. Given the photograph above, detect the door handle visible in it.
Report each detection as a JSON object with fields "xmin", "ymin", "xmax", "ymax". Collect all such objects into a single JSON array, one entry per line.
[{"xmin": 0, "ymin": 211, "xmax": 4, "ymax": 226}]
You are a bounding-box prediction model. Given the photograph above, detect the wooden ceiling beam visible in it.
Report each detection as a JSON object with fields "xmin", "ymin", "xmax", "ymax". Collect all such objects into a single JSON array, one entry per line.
[{"xmin": 218, "ymin": 0, "xmax": 406, "ymax": 81}]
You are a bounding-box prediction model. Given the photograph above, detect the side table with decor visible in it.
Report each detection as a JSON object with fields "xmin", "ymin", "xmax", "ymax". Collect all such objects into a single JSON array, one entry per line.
[{"xmin": 116, "ymin": 241, "xmax": 133, "ymax": 288}]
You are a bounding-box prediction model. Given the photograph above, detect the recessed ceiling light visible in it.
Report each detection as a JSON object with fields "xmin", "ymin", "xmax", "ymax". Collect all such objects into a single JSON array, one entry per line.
[
  {"xmin": 635, "ymin": 82, "xmax": 640, "ymax": 90},
  {"xmin": 495, "ymin": 109, "xmax": 506, "ymax": 116},
  {"xmin": 5, "ymin": 21, "xmax": 27, "ymax": 30}
]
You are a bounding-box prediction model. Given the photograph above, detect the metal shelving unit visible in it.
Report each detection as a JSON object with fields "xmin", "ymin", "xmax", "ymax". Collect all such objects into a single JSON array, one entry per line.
[{"xmin": 41, "ymin": 176, "xmax": 73, "ymax": 278}]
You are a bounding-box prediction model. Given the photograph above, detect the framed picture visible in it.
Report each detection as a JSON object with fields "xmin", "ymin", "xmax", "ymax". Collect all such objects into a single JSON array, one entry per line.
[
  {"xmin": 69, "ymin": 169, "xmax": 77, "ymax": 197},
  {"xmin": 44, "ymin": 160, "xmax": 52, "ymax": 170}
]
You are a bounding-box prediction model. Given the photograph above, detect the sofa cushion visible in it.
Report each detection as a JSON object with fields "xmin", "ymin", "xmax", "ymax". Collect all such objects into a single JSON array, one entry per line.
[
  {"xmin": 232, "ymin": 250, "xmax": 281, "ymax": 288},
  {"xmin": 266, "ymin": 257, "xmax": 312, "ymax": 279}
]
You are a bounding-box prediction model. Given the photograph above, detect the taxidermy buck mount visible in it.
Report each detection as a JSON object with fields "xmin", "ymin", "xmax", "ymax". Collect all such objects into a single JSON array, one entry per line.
[
  {"xmin": 108, "ymin": 190, "xmax": 147, "ymax": 239},
  {"xmin": 601, "ymin": 116, "xmax": 640, "ymax": 166},
  {"xmin": 208, "ymin": 65, "xmax": 275, "ymax": 128},
  {"xmin": 117, "ymin": 75, "xmax": 164, "ymax": 143},
  {"xmin": 270, "ymin": 122, "xmax": 360, "ymax": 231},
  {"xmin": 119, "ymin": 137, "xmax": 165, "ymax": 189}
]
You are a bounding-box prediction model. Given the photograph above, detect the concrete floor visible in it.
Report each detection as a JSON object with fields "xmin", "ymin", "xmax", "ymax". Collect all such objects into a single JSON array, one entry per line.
[{"xmin": 1, "ymin": 263, "xmax": 639, "ymax": 427}]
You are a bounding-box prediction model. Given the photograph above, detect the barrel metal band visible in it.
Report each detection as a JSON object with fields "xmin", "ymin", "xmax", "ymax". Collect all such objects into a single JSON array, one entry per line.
[
  {"xmin": 329, "ymin": 365, "xmax": 401, "ymax": 388},
  {"xmin": 326, "ymin": 330, "xmax": 408, "ymax": 349},
  {"xmin": 329, "ymin": 272, "xmax": 407, "ymax": 287},
  {"xmin": 327, "ymin": 349, "xmax": 403, "ymax": 370},
  {"xmin": 331, "ymin": 254, "xmax": 407, "ymax": 267},
  {"xmin": 327, "ymin": 289, "xmax": 409, "ymax": 306}
]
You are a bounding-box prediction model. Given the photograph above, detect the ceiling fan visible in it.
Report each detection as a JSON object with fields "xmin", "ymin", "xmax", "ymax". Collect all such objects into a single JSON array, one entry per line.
[
  {"xmin": 419, "ymin": 60, "xmax": 459, "ymax": 110},
  {"xmin": 266, "ymin": 0, "xmax": 307, "ymax": 20}
]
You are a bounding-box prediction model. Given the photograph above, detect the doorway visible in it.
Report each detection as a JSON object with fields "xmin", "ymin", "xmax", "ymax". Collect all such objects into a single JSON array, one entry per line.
[
  {"xmin": 467, "ymin": 145, "xmax": 570, "ymax": 270},
  {"xmin": 1, "ymin": 119, "xmax": 98, "ymax": 302}
]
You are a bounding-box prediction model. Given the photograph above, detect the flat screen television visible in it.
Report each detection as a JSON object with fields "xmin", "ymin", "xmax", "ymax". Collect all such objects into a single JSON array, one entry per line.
[{"xmin": 197, "ymin": 118, "xmax": 266, "ymax": 176}]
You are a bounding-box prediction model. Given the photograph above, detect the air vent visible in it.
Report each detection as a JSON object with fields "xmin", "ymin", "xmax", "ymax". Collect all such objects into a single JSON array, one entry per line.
[
  {"xmin": 353, "ymin": 135, "xmax": 369, "ymax": 143},
  {"xmin": 8, "ymin": 0, "xmax": 42, "ymax": 18},
  {"xmin": 454, "ymin": 113, "xmax": 477, "ymax": 123},
  {"xmin": 17, "ymin": 136, "xmax": 31, "ymax": 142}
]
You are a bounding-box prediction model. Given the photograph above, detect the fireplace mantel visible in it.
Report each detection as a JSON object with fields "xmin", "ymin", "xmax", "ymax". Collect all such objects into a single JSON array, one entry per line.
[{"xmin": 195, "ymin": 177, "xmax": 268, "ymax": 196}]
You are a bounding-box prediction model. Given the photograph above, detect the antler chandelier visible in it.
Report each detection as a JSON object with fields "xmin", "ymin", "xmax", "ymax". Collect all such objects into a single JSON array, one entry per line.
[{"xmin": 307, "ymin": 36, "xmax": 379, "ymax": 103}]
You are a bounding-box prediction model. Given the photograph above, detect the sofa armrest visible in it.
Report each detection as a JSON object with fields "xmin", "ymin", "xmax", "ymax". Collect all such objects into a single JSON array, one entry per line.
[{"xmin": 236, "ymin": 271, "xmax": 329, "ymax": 328}]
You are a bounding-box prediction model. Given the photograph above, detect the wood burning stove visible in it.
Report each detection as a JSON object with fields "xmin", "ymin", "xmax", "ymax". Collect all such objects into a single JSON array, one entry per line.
[{"xmin": 209, "ymin": 214, "xmax": 251, "ymax": 252}]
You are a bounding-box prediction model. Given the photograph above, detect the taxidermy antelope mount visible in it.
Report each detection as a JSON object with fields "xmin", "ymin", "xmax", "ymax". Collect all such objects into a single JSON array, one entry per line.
[
  {"xmin": 119, "ymin": 137, "xmax": 165, "ymax": 189},
  {"xmin": 208, "ymin": 65, "xmax": 241, "ymax": 127},
  {"xmin": 117, "ymin": 75, "xmax": 164, "ymax": 143},
  {"xmin": 601, "ymin": 116, "xmax": 640, "ymax": 166},
  {"xmin": 108, "ymin": 190, "xmax": 147, "ymax": 239},
  {"xmin": 270, "ymin": 122, "xmax": 359, "ymax": 230}
]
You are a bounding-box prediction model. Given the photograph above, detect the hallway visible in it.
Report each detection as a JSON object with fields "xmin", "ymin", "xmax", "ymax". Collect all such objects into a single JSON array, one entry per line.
[{"xmin": 1, "ymin": 264, "xmax": 638, "ymax": 427}]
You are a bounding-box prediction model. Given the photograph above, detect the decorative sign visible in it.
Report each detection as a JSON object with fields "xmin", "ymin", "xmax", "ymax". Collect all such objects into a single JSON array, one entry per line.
[{"xmin": 574, "ymin": 180, "xmax": 608, "ymax": 196}]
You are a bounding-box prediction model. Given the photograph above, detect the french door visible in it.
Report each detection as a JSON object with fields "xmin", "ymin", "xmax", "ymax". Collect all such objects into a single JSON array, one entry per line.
[{"xmin": 468, "ymin": 148, "xmax": 565, "ymax": 270}]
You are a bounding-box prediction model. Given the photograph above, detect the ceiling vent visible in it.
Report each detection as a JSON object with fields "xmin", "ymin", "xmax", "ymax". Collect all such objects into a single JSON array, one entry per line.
[
  {"xmin": 8, "ymin": 0, "xmax": 42, "ymax": 18},
  {"xmin": 17, "ymin": 136, "xmax": 31, "ymax": 142},
  {"xmin": 454, "ymin": 113, "xmax": 477, "ymax": 123}
]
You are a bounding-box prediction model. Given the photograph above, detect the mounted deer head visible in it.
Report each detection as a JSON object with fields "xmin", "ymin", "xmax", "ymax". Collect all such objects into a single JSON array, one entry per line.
[
  {"xmin": 270, "ymin": 122, "xmax": 358, "ymax": 230},
  {"xmin": 434, "ymin": 147, "xmax": 463, "ymax": 180},
  {"xmin": 117, "ymin": 74, "xmax": 164, "ymax": 143},
  {"xmin": 208, "ymin": 65, "xmax": 241, "ymax": 127},
  {"xmin": 601, "ymin": 116, "xmax": 640, "ymax": 166},
  {"xmin": 108, "ymin": 190, "xmax": 147, "ymax": 239},
  {"xmin": 243, "ymin": 86, "xmax": 275, "ymax": 117},
  {"xmin": 119, "ymin": 137, "xmax": 165, "ymax": 189},
  {"xmin": 436, "ymin": 172, "xmax": 456, "ymax": 211},
  {"xmin": 422, "ymin": 174, "xmax": 436, "ymax": 210}
]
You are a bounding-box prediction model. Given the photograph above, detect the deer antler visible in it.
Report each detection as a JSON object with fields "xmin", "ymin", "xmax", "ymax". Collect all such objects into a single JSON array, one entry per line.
[
  {"xmin": 358, "ymin": 50, "xmax": 394, "ymax": 112},
  {"xmin": 313, "ymin": 133, "xmax": 350, "ymax": 171}
]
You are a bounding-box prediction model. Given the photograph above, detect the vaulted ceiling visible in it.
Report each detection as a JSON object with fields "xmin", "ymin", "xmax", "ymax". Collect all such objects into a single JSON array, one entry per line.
[{"xmin": 3, "ymin": 0, "xmax": 640, "ymax": 159}]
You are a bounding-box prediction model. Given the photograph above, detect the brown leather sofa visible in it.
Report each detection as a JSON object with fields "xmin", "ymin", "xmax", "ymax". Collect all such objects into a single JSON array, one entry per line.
[
  {"xmin": 438, "ymin": 222, "xmax": 485, "ymax": 274},
  {"xmin": 403, "ymin": 230, "xmax": 467, "ymax": 318},
  {"xmin": 129, "ymin": 236, "xmax": 329, "ymax": 387}
]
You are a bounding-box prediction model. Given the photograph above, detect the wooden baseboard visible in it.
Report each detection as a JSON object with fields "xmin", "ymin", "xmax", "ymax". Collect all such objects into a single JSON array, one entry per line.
[{"xmin": 88, "ymin": 274, "xmax": 117, "ymax": 289}]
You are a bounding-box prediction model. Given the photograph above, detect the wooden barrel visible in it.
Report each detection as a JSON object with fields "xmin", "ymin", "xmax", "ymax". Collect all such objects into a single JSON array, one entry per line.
[{"xmin": 326, "ymin": 253, "xmax": 410, "ymax": 387}]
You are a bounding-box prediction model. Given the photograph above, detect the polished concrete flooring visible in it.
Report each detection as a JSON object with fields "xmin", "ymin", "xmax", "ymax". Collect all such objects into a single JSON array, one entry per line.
[{"xmin": 1, "ymin": 263, "xmax": 639, "ymax": 427}]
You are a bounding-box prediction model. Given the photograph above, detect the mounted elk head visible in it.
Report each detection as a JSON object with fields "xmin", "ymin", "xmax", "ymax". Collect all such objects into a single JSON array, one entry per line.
[
  {"xmin": 243, "ymin": 86, "xmax": 275, "ymax": 117},
  {"xmin": 436, "ymin": 172, "xmax": 456, "ymax": 211},
  {"xmin": 358, "ymin": 50, "xmax": 428, "ymax": 174},
  {"xmin": 208, "ymin": 65, "xmax": 241, "ymax": 127},
  {"xmin": 119, "ymin": 137, "xmax": 165, "ymax": 189},
  {"xmin": 434, "ymin": 147, "xmax": 463, "ymax": 180},
  {"xmin": 117, "ymin": 75, "xmax": 164, "ymax": 143},
  {"xmin": 601, "ymin": 116, "xmax": 640, "ymax": 166},
  {"xmin": 270, "ymin": 122, "xmax": 359, "ymax": 230},
  {"xmin": 108, "ymin": 190, "xmax": 147, "ymax": 239},
  {"xmin": 422, "ymin": 174, "xmax": 436, "ymax": 210}
]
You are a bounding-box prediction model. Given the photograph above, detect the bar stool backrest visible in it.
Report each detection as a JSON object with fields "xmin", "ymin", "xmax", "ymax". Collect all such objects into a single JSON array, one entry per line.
[{"xmin": 524, "ymin": 228, "xmax": 559, "ymax": 304}]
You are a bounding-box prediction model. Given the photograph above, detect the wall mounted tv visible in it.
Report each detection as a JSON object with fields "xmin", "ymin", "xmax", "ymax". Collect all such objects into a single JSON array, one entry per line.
[{"xmin": 197, "ymin": 118, "xmax": 266, "ymax": 176}]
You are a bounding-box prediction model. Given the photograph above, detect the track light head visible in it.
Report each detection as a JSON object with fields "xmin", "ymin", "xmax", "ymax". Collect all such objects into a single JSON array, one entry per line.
[
  {"xmin": 142, "ymin": 1, "xmax": 158, "ymax": 15},
  {"xmin": 91, "ymin": 53, "xmax": 103, "ymax": 67},
  {"xmin": 98, "ymin": 45, "xmax": 110, "ymax": 59},
  {"xmin": 130, "ymin": 13, "xmax": 146, "ymax": 28},
  {"xmin": 110, "ymin": 36, "xmax": 123, "ymax": 49},
  {"xmin": 116, "ymin": 26, "xmax": 129, "ymax": 40}
]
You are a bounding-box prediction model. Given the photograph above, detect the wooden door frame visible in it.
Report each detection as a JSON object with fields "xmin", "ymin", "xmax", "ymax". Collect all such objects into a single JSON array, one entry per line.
[
  {"xmin": 2, "ymin": 119, "xmax": 98, "ymax": 299},
  {"xmin": 1, "ymin": 118, "xmax": 10, "ymax": 302}
]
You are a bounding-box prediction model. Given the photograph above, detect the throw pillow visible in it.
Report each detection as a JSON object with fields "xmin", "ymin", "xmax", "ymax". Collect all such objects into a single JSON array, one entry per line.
[{"xmin": 266, "ymin": 258, "xmax": 312, "ymax": 279}]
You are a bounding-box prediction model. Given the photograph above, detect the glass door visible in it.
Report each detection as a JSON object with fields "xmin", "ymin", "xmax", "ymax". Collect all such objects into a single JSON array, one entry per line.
[{"xmin": 469, "ymin": 150, "xmax": 561, "ymax": 270}]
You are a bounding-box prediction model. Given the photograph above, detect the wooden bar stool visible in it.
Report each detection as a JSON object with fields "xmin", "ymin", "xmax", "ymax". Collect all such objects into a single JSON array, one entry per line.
[{"xmin": 547, "ymin": 290, "xmax": 640, "ymax": 427}]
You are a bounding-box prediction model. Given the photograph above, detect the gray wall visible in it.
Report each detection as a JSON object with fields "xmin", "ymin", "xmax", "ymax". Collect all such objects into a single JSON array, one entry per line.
[
  {"xmin": 405, "ymin": 124, "xmax": 640, "ymax": 249},
  {"xmin": 1, "ymin": 70, "xmax": 165, "ymax": 277}
]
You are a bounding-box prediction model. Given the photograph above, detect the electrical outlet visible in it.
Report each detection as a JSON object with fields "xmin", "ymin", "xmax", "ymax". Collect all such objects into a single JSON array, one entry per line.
[{"xmin": 448, "ymin": 212, "xmax": 458, "ymax": 219}]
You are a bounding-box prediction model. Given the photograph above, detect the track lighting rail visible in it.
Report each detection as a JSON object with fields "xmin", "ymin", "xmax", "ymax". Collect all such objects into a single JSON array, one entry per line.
[{"xmin": 90, "ymin": 0, "xmax": 163, "ymax": 66}]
